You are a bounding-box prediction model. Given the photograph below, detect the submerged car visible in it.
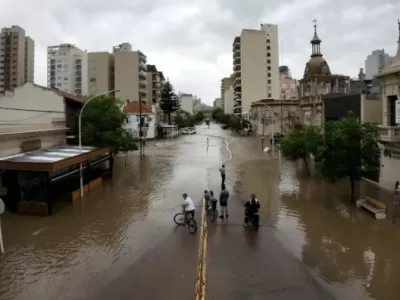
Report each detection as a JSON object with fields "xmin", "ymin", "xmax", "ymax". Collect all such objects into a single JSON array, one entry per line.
[{"xmin": 181, "ymin": 127, "xmax": 196, "ymax": 135}]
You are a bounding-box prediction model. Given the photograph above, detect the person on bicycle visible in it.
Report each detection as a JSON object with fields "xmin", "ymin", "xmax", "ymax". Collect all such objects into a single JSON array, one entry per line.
[
  {"xmin": 244, "ymin": 193, "xmax": 260, "ymax": 226},
  {"xmin": 182, "ymin": 193, "xmax": 195, "ymax": 219}
]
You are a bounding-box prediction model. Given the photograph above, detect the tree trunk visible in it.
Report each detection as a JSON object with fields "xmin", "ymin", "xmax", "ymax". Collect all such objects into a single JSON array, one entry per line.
[
  {"xmin": 349, "ymin": 176, "xmax": 355, "ymax": 203},
  {"xmin": 302, "ymin": 156, "xmax": 309, "ymax": 175}
]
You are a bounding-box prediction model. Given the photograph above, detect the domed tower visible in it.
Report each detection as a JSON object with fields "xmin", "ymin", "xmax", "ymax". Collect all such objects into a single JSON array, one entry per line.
[{"xmin": 303, "ymin": 19, "xmax": 331, "ymax": 79}]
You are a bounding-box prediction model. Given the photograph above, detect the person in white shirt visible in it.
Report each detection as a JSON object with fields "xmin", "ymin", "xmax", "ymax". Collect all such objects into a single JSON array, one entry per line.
[{"xmin": 182, "ymin": 193, "xmax": 195, "ymax": 219}]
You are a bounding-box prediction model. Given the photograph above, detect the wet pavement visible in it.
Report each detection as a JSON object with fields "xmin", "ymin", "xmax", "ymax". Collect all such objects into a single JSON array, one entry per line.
[{"xmin": 0, "ymin": 124, "xmax": 400, "ymax": 300}]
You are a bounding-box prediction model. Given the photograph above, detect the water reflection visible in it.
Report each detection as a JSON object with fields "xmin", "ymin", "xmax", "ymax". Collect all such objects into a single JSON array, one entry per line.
[{"xmin": 232, "ymin": 138, "xmax": 400, "ymax": 300}]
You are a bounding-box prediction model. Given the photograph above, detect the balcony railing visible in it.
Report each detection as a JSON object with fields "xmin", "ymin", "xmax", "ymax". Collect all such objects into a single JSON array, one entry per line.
[{"xmin": 379, "ymin": 125, "xmax": 400, "ymax": 143}]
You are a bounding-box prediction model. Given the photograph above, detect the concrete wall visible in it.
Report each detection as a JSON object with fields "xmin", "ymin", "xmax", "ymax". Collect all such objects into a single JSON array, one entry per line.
[
  {"xmin": 114, "ymin": 51, "xmax": 140, "ymax": 102},
  {"xmin": 179, "ymin": 94, "xmax": 194, "ymax": 115},
  {"xmin": 88, "ymin": 52, "xmax": 113, "ymax": 95},
  {"xmin": 224, "ymin": 87, "xmax": 234, "ymax": 114},
  {"xmin": 0, "ymin": 83, "xmax": 66, "ymax": 128},
  {"xmin": 378, "ymin": 146, "xmax": 400, "ymax": 191},
  {"xmin": 124, "ymin": 113, "xmax": 156, "ymax": 139},
  {"xmin": 361, "ymin": 95, "xmax": 382, "ymax": 124}
]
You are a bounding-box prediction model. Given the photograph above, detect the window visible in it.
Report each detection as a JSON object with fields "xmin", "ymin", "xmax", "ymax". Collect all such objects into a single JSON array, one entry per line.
[
  {"xmin": 268, "ymin": 93, "xmax": 272, "ymax": 98},
  {"xmin": 267, "ymin": 59, "xmax": 271, "ymax": 64},
  {"xmin": 267, "ymin": 39, "xmax": 270, "ymax": 43},
  {"xmin": 267, "ymin": 53, "xmax": 270, "ymax": 57},
  {"xmin": 57, "ymin": 76, "xmax": 62, "ymax": 80},
  {"xmin": 57, "ymin": 64, "xmax": 62, "ymax": 68},
  {"xmin": 57, "ymin": 83, "xmax": 62, "ymax": 87},
  {"xmin": 268, "ymin": 73, "xmax": 271, "ymax": 77},
  {"xmin": 267, "ymin": 46, "xmax": 270, "ymax": 50},
  {"xmin": 268, "ymin": 80, "xmax": 271, "ymax": 84},
  {"xmin": 63, "ymin": 64, "xmax": 68, "ymax": 69},
  {"xmin": 64, "ymin": 77, "xmax": 68, "ymax": 80},
  {"xmin": 268, "ymin": 66, "xmax": 271, "ymax": 71}
]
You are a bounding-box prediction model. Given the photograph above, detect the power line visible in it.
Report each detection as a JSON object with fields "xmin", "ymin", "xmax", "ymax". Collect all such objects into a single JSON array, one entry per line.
[
  {"xmin": 0, "ymin": 106, "xmax": 64, "ymax": 113},
  {"xmin": 0, "ymin": 112, "xmax": 50, "ymax": 123}
]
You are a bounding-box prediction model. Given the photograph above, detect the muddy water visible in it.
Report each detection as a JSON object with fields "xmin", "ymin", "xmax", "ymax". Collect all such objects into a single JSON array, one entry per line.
[
  {"xmin": 229, "ymin": 136, "xmax": 400, "ymax": 300},
  {"xmin": 0, "ymin": 128, "xmax": 228, "ymax": 300}
]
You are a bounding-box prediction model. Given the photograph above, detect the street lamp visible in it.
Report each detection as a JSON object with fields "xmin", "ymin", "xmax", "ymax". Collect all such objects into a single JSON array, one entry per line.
[
  {"xmin": 261, "ymin": 104, "xmax": 274, "ymax": 152},
  {"xmin": 78, "ymin": 89, "xmax": 120, "ymax": 198}
]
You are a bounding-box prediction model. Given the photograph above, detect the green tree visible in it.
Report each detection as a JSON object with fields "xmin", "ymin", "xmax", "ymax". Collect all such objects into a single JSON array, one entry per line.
[
  {"xmin": 194, "ymin": 111, "xmax": 205, "ymax": 123},
  {"xmin": 314, "ymin": 111, "xmax": 380, "ymax": 202},
  {"xmin": 212, "ymin": 107, "xmax": 224, "ymax": 120},
  {"xmin": 81, "ymin": 95, "xmax": 137, "ymax": 152},
  {"xmin": 173, "ymin": 110, "xmax": 194, "ymax": 129},
  {"xmin": 160, "ymin": 80, "xmax": 179, "ymax": 124},
  {"xmin": 280, "ymin": 125, "xmax": 321, "ymax": 173}
]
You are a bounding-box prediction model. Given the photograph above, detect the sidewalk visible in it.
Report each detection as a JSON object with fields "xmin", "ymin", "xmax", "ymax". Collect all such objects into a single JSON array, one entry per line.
[{"xmin": 204, "ymin": 184, "xmax": 336, "ymax": 300}]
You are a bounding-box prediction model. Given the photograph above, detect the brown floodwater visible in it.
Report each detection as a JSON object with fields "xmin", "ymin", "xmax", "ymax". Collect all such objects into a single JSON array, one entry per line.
[
  {"xmin": 228, "ymin": 136, "xmax": 400, "ymax": 300},
  {"xmin": 0, "ymin": 125, "xmax": 399, "ymax": 300}
]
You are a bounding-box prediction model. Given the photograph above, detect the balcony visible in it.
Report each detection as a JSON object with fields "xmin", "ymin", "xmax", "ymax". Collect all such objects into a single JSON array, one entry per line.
[
  {"xmin": 139, "ymin": 82, "xmax": 147, "ymax": 89},
  {"xmin": 139, "ymin": 62, "xmax": 147, "ymax": 72},
  {"xmin": 233, "ymin": 56, "xmax": 241, "ymax": 64},
  {"xmin": 379, "ymin": 125, "xmax": 400, "ymax": 143},
  {"xmin": 233, "ymin": 64, "xmax": 241, "ymax": 72},
  {"xmin": 139, "ymin": 71, "xmax": 146, "ymax": 80}
]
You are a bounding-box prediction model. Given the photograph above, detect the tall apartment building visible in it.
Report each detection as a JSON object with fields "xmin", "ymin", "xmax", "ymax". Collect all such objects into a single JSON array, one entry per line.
[
  {"xmin": 47, "ymin": 44, "xmax": 88, "ymax": 96},
  {"xmin": 232, "ymin": 23, "xmax": 279, "ymax": 116},
  {"xmin": 146, "ymin": 64, "xmax": 161, "ymax": 104},
  {"xmin": 113, "ymin": 43, "xmax": 147, "ymax": 102},
  {"xmin": 0, "ymin": 25, "xmax": 35, "ymax": 95},
  {"xmin": 221, "ymin": 76, "xmax": 233, "ymax": 100},
  {"xmin": 365, "ymin": 49, "xmax": 393, "ymax": 79},
  {"xmin": 88, "ymin": 52, "xmax": 114, "ymax": 95},
  {"xmin": 179, "ymin": 93, "xmax": 194, "ymax": 115}
]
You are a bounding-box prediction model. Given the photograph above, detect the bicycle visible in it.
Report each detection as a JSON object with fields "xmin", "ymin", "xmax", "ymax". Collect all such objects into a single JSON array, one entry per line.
[{"xmin": 173, "ymin": 204, "xmax": 198, "ymax": 234}]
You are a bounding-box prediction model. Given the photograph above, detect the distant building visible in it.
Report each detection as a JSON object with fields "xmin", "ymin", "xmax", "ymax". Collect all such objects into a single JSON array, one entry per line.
[
  {"xmin": 0, "ymin": 25, "xmax": 35, "ymax": 95},
  {"xmin": 47, "ymin": 43, "xmax": 88, "ymax": 96},
  {"xmin": 224, "ymin": 86, "xmax": 234, "ymax": 114},
  {"xmin": 123, "ymin": 100, "xmax": 157, "ymax": 139},
  {"xmin": 350, "ymin": 68, "xmax": 381, "ymax": 94},
  {"xmin": 213, "ymin": 97, "xmax": 223, "ymax": 108},
  {"xmin": 179, "ymin": 93, "xmax": 194, "ymax": 115},
  {"xmin": 365, "ymin": 49, "xmax": 393, "ymax": 79},
  {"xmin": 146, "ymin": 64, "xmax": 161, "ymax": 105},
  {"xmin": 88, "ymin": 52, "xmax": 114, "ymax": 95},
  {"xmin": 279, "ymin": 66, "xmax": 298, "ymax": 100}
]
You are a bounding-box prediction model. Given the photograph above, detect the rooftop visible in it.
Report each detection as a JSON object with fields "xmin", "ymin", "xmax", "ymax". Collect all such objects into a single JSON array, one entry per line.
[{"xmin": 123, "ymin": 101, "xmax": 153, "ymax": 114}]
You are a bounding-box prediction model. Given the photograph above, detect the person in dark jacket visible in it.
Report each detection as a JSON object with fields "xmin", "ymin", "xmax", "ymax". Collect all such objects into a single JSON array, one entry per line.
[
  {"xmin": 219, "ymin": 184, "xmax": 229, "ymax": 219},
  {"xmin": 244, "ymin": 193, "xmax": 260, "ymax": 226}
]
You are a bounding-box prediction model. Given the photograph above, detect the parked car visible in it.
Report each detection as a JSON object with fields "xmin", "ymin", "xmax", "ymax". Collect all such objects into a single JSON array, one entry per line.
[{"xmin": 181, "ymin": 127, "xmax": 196, "ymax": 135}]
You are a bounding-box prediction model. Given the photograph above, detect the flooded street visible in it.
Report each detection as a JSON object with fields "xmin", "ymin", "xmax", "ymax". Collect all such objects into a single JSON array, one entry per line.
[{"xmin": 0, "ymin": 124, "xmax": 400, "ymax": 299}]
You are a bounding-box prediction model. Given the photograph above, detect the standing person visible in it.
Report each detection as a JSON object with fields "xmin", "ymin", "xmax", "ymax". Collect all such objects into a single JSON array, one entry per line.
[
  {"xmin": 210, "ymin": 190, "xmax": 218, "ymax": 219},
  {"xmin": 206, "ymin": 137, "xmax": 209, "ymax": 147},
  {"xmin": 219, "ymin": 184, "xmax": 229, "ymax": 219},
  {"xmin": 219, "ymin": 164, "xmax": 226, "ymax": 186},
  {"xmin": 204, "ymin": 190, "xmax": 210, "ymax": 212},
  {"xmin": 394, "ymin": 181, "xmax": 400, "ymax": 204}
]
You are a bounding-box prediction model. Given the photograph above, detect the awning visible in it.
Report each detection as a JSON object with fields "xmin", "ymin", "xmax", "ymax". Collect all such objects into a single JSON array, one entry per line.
[{"xmin": 0, "ymin": 145, "xmax": 111, "ymax": 171}]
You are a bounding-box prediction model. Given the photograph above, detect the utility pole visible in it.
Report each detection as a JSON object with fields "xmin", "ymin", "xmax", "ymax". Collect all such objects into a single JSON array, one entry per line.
[
  {"xmin": 280, "ymin": 101, "xmax": 283, "ymax": 134},
  {"xmin": 139, "ymin": 95, "xmax": 143, "ymax": 160}
]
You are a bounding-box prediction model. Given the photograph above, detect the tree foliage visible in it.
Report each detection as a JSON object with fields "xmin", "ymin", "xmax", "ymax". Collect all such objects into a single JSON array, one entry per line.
[
  {"xmin": 160, "ymin": 80, "xmax": 180, "ymax": 124},
  {"xmin": 211, "ymin": 108, "xmax": 251, "ymax": 132},
  {"xmin": 280, "ymin": 125, "xmax": 321, "ymax": 173},
  {"xmin": 173, "ymin": 110, "xmax": 195, "ymax": 129},
  {"xmin": 81, "ymin": 95, "xmax": 137, "ymax": 152},
  {"xmin": 194, "ymin": 111, "xmax": 205, "ymax": 123},
  {"xmin": 314, "ymin": 111, "xmax": 380, "ymax": 202}
]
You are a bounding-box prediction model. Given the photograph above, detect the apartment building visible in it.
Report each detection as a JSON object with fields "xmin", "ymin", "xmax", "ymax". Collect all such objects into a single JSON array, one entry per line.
[
  {"xmin": 47, "ymin": 44, "xmax": 88, "ymax": 96},
  {"xmin": 365, "ymin": 49, "xmax": 393, "ymax": 79},
  {"xmin": 146, "ymin": 64, "xmax": 161, "ymax": 104},
  {"xmin": 221, "ymin": 76, "xmax": 233, "ymax": 100},
  {"xmin": 0, "ymin": 25, "xmax": 35, "ymax": 95},
  {"xmin": 88, "ymin": 52, "xmax": 114, "ymax": 95},
  {"xmin": 232, "ymin": 23, "xmax": 279, "ymax": 117},
  {"xmin": 179, "ymin": 93, "xmax": 194, "ymax": 115},
  {"xmin": 224, "ymin": 85, "xmax": 234, "ymax": 114},
  {"xmin": 279, "ymin": 66, "xmax": 298, "ymax": 100},
  {"xmin": 113, "ymin": 43, "xmax": 147, "ymax": 102},
  {"xmin": 213, "ymin": 97, "xmax": 223, "ymax": 108}
]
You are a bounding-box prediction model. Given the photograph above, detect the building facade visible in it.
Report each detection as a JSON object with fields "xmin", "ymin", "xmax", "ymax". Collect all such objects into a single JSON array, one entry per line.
[
  {"xmin": 123, "ymin": 101, "xmax": 157, "ymax": 139},
  {"xmin": 0, "ymin": 25, "xmax": 35, "ymax": 95},
  {"xmin": 376, "ymin": 21, "xmax": 400, "ymax": 190},
  {"xmin": 113, "ymin": 43, "xmax": 147, "ymax": 102},
  {"xmin": 224, "ymin": 86, "xmax": 234, "ymax": 114},
  {"xmin": 87, "ymin": 52, "xmax": 114, "ymax": 96},
  {"xmin": 232, "ymin": 23, "xmax": 279, "ymax": 117},
  {"xmin": 146, "ymin": 64, "xmax": 161, "ymax": 105},
  {"xmin": 299, "ymin": 22, "xmax": 350, "ymax": 126},
  {"xmin": 47, "ymin": 44, "xmax": 88, "ymax": 96},
  {"xmin": 179, "ymin": 93, "xmax": 194, "ymax": 115},
  {"xmin": 213, "ymin": 97, "xmax": 223, "ymax": 108},
  {"xmin": 221, "ymin": 76, "xmax": 233, "ymax": 102},
  {"xmin": 365, "ymin": 49, "xmax": 393, "ymax": 80},
  {"xmin": 279, "ymin": 66, "xmax": 298, "ymax": 100}
]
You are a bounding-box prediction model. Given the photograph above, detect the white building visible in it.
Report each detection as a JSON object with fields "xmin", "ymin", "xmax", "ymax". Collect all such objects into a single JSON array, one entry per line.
[
  {"xmin": 47, "ymin": 44, "xmax": 88, "ymax": 96},
  {"xmin": 376, "ymin": 22, "xmax": 400, "ymax": 191},
  {"xmin": 123, "ymin": 101, "xmax": 157, "ymax": 139},
  {"xmin": 178, "ymin": 93, "xmax": 194, "ymax": 115},
  {"xmin": 232, "ymin": 23, "xmax": 279, "ymax": 117},
  {"xmin": 365, "ymin": 49, "xmax": 393, "ymax": 80},
  {"xmin": 279, "ymin": 68, "xmax": 298, "ymax": 100},
  {"xmin": 213, "ymin": 97, "xmax": 223, "ymax": 108},
  {"xmin": 224, "ymin": 86, "xmax": 234, "ymax": 114}
]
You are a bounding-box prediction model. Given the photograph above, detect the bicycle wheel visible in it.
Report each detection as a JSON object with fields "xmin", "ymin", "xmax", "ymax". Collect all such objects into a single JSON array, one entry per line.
[
  {"xmin": 174, "ymin": 212, "xmax": 185, "ymax": 225},
  {"xmin": 187, "ymin": 218, "xmax": 198, "ymax": 234}
]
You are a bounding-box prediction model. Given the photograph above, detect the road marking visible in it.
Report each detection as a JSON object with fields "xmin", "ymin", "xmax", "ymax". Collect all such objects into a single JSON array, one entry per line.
[{"xmin": 195, "ymin": 192, "xmax": 208, "ymax": 300}]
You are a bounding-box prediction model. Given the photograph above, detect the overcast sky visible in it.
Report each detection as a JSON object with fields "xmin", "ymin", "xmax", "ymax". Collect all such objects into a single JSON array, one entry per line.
[{"xmin": 1, "ymin": 0, "xmax": 399, "ymax": 105}]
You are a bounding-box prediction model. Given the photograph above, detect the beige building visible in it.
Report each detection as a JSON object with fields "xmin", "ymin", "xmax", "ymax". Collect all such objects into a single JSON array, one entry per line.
[
  {"xmin": 279, "ymin": 66, "xmax": 298, "ymax": 100},
  {"xmin": 224, "ymin": 85, "xmax": 234, "ymax": 114},
  {"xmin": 233, "ymin": 23, "xmax": 280, "ymax": 117},
  {"xmin": 146, "ymin": 64, "xmax": 161, "ymax": 105},
  {"xmin": 376, "ymin": 21, "xmax": 400, "ymax": 190},
  {"xmin": 0, "ymin": 25, "xmax": 35, "ymax": 95},
  {"xmin": 250, "ymin": 99, "xmax": 300, "ymax": 136},
  {"xmin": 47, "ymin": 44, "xmax": 88, "ymax": 96},
  {"xmin": 88, "ymin": 52, "xmax": 114, "ymax": 95},
  {"xmin": 299, "ymin": 22, "xmax": 350, "ymax": 126},
  {"xmin": 221, "ymin": 76, "xmax": 233, "ymax": 100},
  {"xmin": 113, "ymin": 43, "xmax": 147, "ymax": 102}
]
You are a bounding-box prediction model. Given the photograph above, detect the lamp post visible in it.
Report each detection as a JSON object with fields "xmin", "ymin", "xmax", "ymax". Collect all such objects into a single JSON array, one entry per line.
[{"xmin": 78, "ymin": 89, "xmax": 120, "ymax": 199}]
